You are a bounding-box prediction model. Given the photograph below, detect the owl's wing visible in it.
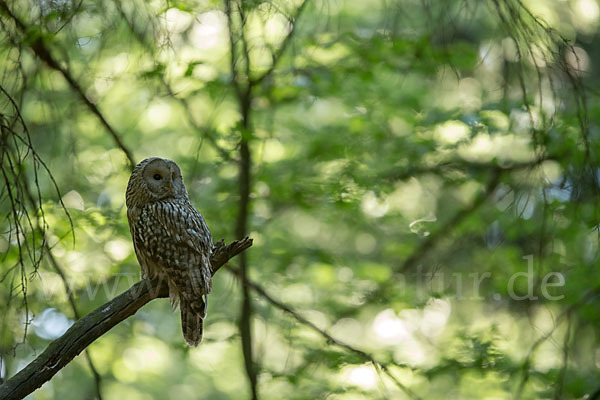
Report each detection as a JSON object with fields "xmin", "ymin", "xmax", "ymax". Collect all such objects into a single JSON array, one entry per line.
[
  {"xmin": 128, "ymin": 206, "xmax": 152, "ymax": 279},
  {"xmin": 135, "ymin": 201, "xmax": 213, "ymax": 301},
  {"xmin": 172, "ymin": 203, "xmax": 213, "ymax": 298},
  {"xmin": 178, "ymin": 202, "xmax": 213, "ymax": 256}
]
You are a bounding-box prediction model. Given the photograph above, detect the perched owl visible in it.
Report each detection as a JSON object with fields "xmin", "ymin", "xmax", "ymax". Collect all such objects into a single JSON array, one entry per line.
[{"xmin": 126, "ymin": 157, "xmax": 212, "ymax": 346}]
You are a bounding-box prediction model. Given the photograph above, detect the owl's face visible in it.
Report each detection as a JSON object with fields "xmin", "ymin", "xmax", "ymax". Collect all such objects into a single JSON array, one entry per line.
[
  {"xmin": 143, "ymin": 158, "xmax": 188, "ymax": 199},
  {"xmin": 127, "ymin": 157, "xmax": 188, "ymax": 207}
]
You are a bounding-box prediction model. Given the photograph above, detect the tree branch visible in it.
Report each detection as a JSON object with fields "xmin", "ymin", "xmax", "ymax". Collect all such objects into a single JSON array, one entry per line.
[
  {"xmin": 225, "ymin": 1, "xmax": 259, "ymax": 398},
  {"xmin": 46, "ymin": 248, "xmax": 105, "ymax": 400},
  {"xmin": 0, "ymin": 237, "xmax": 253, "ymax": 400},
  {"xmin": 395, "ymin": 168, "xmax": 502, "ymax": 274},
  {"xmin": 229, "ymin": 267, "xmax": 422, "ymax": 400},
  {"xmin": 514, "ymin": 285, "xmax": 600, "ymax": 400},
  {"xmin": 0, "ymin": 0, "xmax": 136, "ymax": 170},
  {"xmin": 384, "ymin": 156, "xmax": 556, "ymax": 183},
  {"xmin": 21, "ymin": 176, "xmax": 103, "ymax": 400},
  {"xmin": 225, "ymin": 2, "xmax": 309, "ymax": 395},
  {"xmin": 224, "ymin": 0, "xmax": 243, "ymax": 100},
  {"xmin": 250, "ymin": 0, "xmax": 309, "ymax": 88},
  {"xmin": 113, "ymin": 3, "xmax": 234, "ymax": 163}
]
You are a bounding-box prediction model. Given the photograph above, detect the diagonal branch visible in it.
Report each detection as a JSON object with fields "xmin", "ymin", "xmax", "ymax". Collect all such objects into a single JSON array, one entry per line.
[
  {"xmin": 21, "ymin": 176, "xmax": 103, "ymax": 400},
  {"xmin": 113, "ymin": 3, "xmax": 234, "ymax": 162},
  {"xmin": 0, "ymin": 0, "xmax": 136, "ymax": 170},
  {"xmin": 395, "ymin": 168, "xmax": 502, "ymax": 274},
  {"xmin": 250, "ymin": 0, "xmax": 309, "ymax": 88},
  {"xmin": 45, "ymin": 248, "xmax": 104, "ymax": 400},
  {"xmin": 0, "ymin": 237, "xmax": 253, "ymax": 400},
  {"xmin": 391, "ymin": 156, "xmax": 555, "ymax": 276},
  {"xmin": 228, "ymin": 267, "xmax": 422, "ymax": 400},
  {"xmin": 515, "ymin": 285, "xmax": 600, "ymax": 400}
]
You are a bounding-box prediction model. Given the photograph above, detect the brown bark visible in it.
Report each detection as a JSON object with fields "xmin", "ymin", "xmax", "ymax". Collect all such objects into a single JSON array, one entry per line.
[{"xmin": 0, "ymin": 238, "xmax": 252, "ymax": 400}]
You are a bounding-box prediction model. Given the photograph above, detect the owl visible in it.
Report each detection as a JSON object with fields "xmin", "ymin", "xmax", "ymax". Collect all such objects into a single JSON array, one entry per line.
[{"xmin": 126, "ymin": 157, "xmax": 212, "ymax": 346}]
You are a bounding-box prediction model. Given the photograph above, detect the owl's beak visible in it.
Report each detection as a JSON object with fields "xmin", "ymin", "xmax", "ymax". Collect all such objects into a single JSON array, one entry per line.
[{"xmin": 168, "ymin": 182, "xmax": 173, "ymax": 191}]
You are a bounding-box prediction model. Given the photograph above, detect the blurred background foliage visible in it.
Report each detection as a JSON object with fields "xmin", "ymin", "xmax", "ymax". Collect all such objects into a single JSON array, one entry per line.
[{"xmin": 1, "ymin": 0, "xmax": 600, "ymax": 398}]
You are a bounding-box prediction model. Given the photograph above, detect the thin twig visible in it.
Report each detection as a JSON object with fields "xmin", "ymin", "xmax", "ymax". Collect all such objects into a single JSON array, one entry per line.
[
  {"xmin": 250, "ymin": 0, "xmax": 309, "ymax": 88},
  {"xmin": 515, "ymin": 286, "xmax": 600, "ymax": 399},
  {"xmin": 113, "ymin": 3, "xmax": 233, "ymax": 162},
  {"xmin": 228, "ymin": 267, "xmax": 422, "ymax": 400},
  {"xmin": 20, "ymin": 176, "xmax": 104, "ymax": 400},
  {"xmin": 225, "ymin": 0, "xmax": 258, "ymax": 397},
  {"xmin": 397, "ymin": 168, "xmax": 502, "ymax": 274},
  {"xmin": 0, "ymin": 237, "xmax": 253, "ymax": 400},
  {"xmin": 0, "ymin": 0, "xmax": 136, "ymax": 170},
  {"xmin": 553, "ymin": 312, "xmax": 571, "ymax": 400}
]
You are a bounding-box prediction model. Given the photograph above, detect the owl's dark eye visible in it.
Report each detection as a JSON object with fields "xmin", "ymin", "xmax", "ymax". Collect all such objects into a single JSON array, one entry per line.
[{"xmin": 153, "ymin": 174, "xmax": 162, "ymax": 180}]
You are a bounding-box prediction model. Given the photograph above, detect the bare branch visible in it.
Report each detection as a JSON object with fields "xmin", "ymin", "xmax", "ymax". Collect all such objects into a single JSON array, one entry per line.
[
  {"xmin": 250, "ymin": 0, "xmax": 309, "ymax": 87},
  {"xmin": 224, "ymin": 0, "xmax": 259, "ymax": 397},
  {"xmin": 0, "ymin": 83, "xmax": 74, "ymax": 352},
  {"xmin": 21, "ymin": 176, "xmax": 104, "ymax": 400},
  {"xmin": 396, "ymin": 168, "xmax": 502, "ymax": 274},
  {"xmin": 113, "ymin": 3, "xmax": 234, "ymax": 162},
  {"xmin": 229, "ymin": 267, "xmax": 422, "ymax": 400},
  {"xmin": 0, "ymin": 238, "xmax": 253, "ymax": 400},
  {"xmin": 0, "ymin": 0, "xmax": 136, "ymax": 170},
  {"xmin": 384, "ymin": 155, "xmax": 555, "ymax": 183},
  {"xmin": 515, "ymin": 285, "xmax": 600, "ymax": 400},
  {"xmin": 224, "ymin": 0, "xmax": 243, "ymax": 99}
]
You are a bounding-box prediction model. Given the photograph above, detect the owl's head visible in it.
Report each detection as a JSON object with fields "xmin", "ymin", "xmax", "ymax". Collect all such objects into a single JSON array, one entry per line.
[{"xmin": 126, "ymin": 157, "xmax": 188, "ymax": 207}]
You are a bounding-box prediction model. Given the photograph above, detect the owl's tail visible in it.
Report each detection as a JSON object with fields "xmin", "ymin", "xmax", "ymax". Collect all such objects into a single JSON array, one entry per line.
[{"xmin": 180, "ymin": 296, "xmax": 207, "ymax": 347}]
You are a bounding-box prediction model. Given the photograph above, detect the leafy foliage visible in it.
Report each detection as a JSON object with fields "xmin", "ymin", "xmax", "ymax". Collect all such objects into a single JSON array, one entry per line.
[{"xmin": 0, "ymin": 0, "xmax": 599, "ymax": 399}]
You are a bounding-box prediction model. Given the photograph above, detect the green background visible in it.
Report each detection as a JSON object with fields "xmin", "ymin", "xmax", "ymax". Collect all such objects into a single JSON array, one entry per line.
[{"xmin": 1, "ymin": 0, "xmax": 600, "ymax": 398}]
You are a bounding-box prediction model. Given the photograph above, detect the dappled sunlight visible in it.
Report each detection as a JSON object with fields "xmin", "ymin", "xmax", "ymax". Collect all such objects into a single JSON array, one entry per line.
[
  {"xmin": 32, "ymin": 308, "xmax": 73, "ymax": 340},
  {"xmin": 61, "ymin": 190, "xmax": 84, "ymax": 211},
  {"xmin": 104, "ymin": 239, "xmax": 132, "ymax": 262},
  {"xmin": 360, "ymin": 191, "xmax": 389, "ymax": 218},
  {"xmin": 163, "ymin": 8, "xmax": 193, "ymax": 34},
  {"xmin": 342, "ymin": 364, "xmax": 377, "ymax": 389},
  {"xmin": 565, "ymin": 46, "xmax": 591, "ymax": 76},
  {"xmin": 307, "ymin": 98, "xmax": 349, "ymax": 126},
  {"xmin": 421, "ymin": 298, "xmax": 451, "ymax": 338},
  {"xmin": 387, "ymin": 177, "xmax": 441, "ymax": 221},
  {"xmin": 0, "ymin": 0, "xmax": 598, "ymax": 398},
  {"xmin": 458, "ymin": 132, "xmax": 534, "ymax": 163},
  {"xmin": 101, "ymin": 53, "xmax": 131, "ymax": 76},
  {"xmin": 354, "ymin": 232, "xmax": 376, "ymax": 254},
  {"xmin": 573, "ymin": 0, "xmax": 600, "ymax": 33},
  {"xmin": 371, "ymin": 300, "xmax": 451, "ymax": 368},
  {"xmin": 189, "ymin": 11, "xmax": 228, "ymax": 51},
  {"xmin": 372, "ymin": 309, "xmax": 410, "ymax": 344},
  {"xmin": 189, "ymin": 341, "xmax": 231, "ymax": 371},
  {"xmin": 394, "ymin": 336, "xmax": 429, "ymax": 368},
  {"xmin": 142, "ymin": 101, "xmax": 172, "ymax": 130},
  {"xmin": 121, "ymin": 338, "xmax": 171, "ymax": 374},
  {"xmin": 433, "ymin": 76, "xmax": 483, "ymax": 112},
  {"xmin": 434, "ymin": 120, "xmax": 470, "ymax": 145},
  {"xmin": 264, "ymin": 13, "xmax": 293, "ymax": 45},
  {"xmin": 330, "ymin": 318, "xmax": 363, "ymax": 347},
  {"xmin": 261, "ymin": 139, "xmax": 287, "ymax": 163},
  {"xmin": 576, "ymin": 0, "xmax": 600, "ymax": 21}
]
